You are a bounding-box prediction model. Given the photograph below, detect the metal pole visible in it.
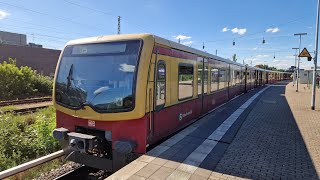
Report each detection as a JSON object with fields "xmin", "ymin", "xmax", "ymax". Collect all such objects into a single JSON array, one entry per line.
[
  {"xmin": 292, "ymin": 48, "xmax": 299, "ymax": 86},
  {"xmin": 294, "ymin": 33, "xmax": 307, "ymax": 92},
  {"xmin": 117, "ymin": 16, "xmax": 121, "ymax": 34},
  {"xmin": 297, "ymin": 36, "xmax": 301, "ymax": 92},
  {"xmin": 312, "ymin": 0, "xmax": 320, "ymax": 110}
]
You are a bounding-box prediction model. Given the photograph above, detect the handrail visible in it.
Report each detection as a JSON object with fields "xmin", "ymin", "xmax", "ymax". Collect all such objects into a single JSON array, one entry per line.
[{"xmin": 0, "ymin": 150, "xmax": 64, "ymax": 179}]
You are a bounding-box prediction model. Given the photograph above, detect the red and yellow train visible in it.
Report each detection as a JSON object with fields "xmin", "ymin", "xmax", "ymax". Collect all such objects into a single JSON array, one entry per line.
[{"xmin": 52, "ymin": 34, "xmax": 291, "ymax": 171}]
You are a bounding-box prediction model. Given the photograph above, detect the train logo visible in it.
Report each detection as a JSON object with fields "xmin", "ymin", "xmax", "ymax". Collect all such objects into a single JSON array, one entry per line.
[
  {"xmin": 88, "ymin": 120, "xmax": 95, "ymax": 127},
  {"xmin": 179, "ymin": 110, "xmax": 193, "ymax": 121}
]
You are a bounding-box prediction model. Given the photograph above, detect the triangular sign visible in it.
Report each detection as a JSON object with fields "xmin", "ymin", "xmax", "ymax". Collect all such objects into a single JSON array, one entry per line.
[{"xmin": 298, "ymin": 48, "xmax": 311, "ymax": 58}]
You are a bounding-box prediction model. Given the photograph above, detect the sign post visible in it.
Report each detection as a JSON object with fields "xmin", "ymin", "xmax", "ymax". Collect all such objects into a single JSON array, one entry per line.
[
  {"xmin": 294, "ymin": 33, "xmax": 307, "ymax": 92},
  {"xmin": 312, "ymin": 0, "xmax": 320, "ymax": 110}
]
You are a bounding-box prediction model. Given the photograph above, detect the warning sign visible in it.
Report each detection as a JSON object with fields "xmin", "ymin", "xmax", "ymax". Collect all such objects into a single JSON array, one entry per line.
[{"xmin": 298, "ymin": 48, "xmax": 311, "ymax": 58}]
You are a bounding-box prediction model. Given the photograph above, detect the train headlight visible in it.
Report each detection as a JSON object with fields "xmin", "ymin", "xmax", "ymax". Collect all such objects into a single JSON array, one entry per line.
[
  {"xmin": 53, "ymin": 127, "xmax": 69, "ymax": 140},
  {"xmin": 77, "ymin": 140, "xmax": 85, "ymax": 150}
]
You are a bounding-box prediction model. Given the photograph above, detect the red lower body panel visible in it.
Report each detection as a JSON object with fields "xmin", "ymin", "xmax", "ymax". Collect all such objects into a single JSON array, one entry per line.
[{"xmin": 56, "ymin": 111, "xmax": 148, "ymax": 153}]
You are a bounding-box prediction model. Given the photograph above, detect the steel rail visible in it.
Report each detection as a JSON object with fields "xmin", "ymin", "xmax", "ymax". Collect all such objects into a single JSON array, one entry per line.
[
  {"xmin": 0, "ymin": 105, "xmax": 50, "ymax": 115},
  {"xmin": 0, "ymin": 150, "xmax": 64, "ymax": 179},
  {"xmin": 0, "ymin": 97, "xmax": 52, "ymax": 107}
]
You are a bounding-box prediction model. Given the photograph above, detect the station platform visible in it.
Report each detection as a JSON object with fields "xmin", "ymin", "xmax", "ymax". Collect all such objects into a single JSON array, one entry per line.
[{"xmin": 107, "ymin": 82, "xmax": 320, "ymax": 180}]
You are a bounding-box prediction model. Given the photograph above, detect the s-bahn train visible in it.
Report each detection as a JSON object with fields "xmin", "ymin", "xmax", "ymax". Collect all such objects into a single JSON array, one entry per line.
[{"xmin": 52, "ymin": 34, "xmax": 291, "ymax": 171}]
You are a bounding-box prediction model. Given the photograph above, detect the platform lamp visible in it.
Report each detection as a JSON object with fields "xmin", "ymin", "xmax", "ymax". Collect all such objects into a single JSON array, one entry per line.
[{"xmin": 294, "ymin": 33, "xmax": 307, "ymax": 92}]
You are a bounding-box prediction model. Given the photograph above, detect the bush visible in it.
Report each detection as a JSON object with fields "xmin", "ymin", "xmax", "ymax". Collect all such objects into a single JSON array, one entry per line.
[
  {"xmin": 0, "ymin": 107, "xmax": 59, "ymax": 171},
  {"xmin": 0, "ymin": 58, "xmax": 53, "ymax": 100}
]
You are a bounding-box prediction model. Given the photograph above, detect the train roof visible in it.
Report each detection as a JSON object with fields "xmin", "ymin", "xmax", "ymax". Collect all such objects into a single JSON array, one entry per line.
[{"xmin": 66, "ymin": 34, "xmax": 289, "ymax": 74}]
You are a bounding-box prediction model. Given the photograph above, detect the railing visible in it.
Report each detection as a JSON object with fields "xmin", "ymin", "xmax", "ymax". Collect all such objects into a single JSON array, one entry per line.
[{"xmin": 0, "ymin": 150, "xmax": 64, "ymax": 179}]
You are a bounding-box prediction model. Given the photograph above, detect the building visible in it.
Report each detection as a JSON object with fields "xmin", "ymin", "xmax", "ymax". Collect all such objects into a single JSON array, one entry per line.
[
  {"xmin": 299, "ymin": 68, "xmax": 320, "ymax": 84},
  {"xmin": 0, "ymin": 31, "xmax": 27, "ymax": 46},
  {"xmin": 0, "ymin": 44, "xmax": 61, "ymax": 76},
  {"xmin": 0, "ymin": 31, "xmax": 61, "ymax": 76}
]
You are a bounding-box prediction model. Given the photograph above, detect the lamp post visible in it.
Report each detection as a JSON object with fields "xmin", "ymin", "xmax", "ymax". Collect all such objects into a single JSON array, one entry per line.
[
  {"xmin": 294, "ymin": 33, "xmax": 307, "ymax": 92},
  {"xmin": 292, "ymin": 48, "xmax": 299, "ymax": 87},
  {"xmin": 311, "ymin": 0, "xmax": 320, "ymax": 110}
]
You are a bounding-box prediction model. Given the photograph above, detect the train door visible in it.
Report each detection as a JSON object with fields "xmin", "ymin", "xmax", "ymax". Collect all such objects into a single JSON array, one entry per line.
[
  {"xmin": 244, "ymin": 66, "xmax": 248, "ymax": 93},
  {"xmin": 152, "ymin": 57, "xmax": 168, "ymax": 138},
  {"xmin": 255, "ymin": 70, "xmax": 259, "ymax": 87},
  {"xmin": 203, "ymin": 59, "xmax": 209, "ymax": 113},
  {"xmin": 197, "ymin": 58, "xmax": 208, "ymax": 114},
  {"xmin": 227, "ymin": 64, "xmax": 231, "ymax": 99}
]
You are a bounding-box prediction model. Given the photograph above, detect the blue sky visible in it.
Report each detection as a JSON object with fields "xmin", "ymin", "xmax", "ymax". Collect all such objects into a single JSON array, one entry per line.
[{"xmin": 0, "ymin": 0, "xmax": 318, "ymax": 69}]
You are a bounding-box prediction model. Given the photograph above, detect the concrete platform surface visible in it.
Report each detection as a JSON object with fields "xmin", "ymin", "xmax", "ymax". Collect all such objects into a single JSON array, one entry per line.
[{"xmin": 107, "ymin": 82, "xmax": 320, "ymax": 180}]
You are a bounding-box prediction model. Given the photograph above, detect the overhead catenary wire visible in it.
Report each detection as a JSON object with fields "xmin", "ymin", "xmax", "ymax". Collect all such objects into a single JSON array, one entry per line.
[
  {"xmin": 0, "ymin": 1, "xmax": 107, "ymax": 32},
  {"xmin": 1, "ymin": 18, "xmax": 92, "ymax": 37},
  {"xmin": 62, "ymin": 0, "xmax": 153, "ymax": 32}
]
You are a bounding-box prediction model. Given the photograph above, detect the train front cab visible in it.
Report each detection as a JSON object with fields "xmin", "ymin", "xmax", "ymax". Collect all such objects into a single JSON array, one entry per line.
[{"xmin": 52, "ymin": 34, "xmax": 157, "ymax": 172}]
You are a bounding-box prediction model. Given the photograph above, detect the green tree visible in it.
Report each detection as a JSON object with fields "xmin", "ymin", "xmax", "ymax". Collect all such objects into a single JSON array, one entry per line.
[
  {"xmin": 232, "ymin": 54, "xmax": 237, "ymax": 62},
  {"xmin": 0, "ymin": 58, "xmax": 53, "ymax": 100}
]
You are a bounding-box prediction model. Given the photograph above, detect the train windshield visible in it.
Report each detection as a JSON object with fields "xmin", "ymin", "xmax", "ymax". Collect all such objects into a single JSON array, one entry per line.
[{"xmin": 55, "ymin": 40, "xmax": 142, "ymax": 112}]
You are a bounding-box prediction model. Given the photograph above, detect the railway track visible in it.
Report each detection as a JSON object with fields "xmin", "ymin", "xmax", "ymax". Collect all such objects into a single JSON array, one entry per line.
[
  {"xmin": 0, "ymin": 97, "xmax": 52, "ymax": 107},
  {"xmin": 0, "ymin": 97, "xmax": 52, "ymax": 115},
  {"xmin": 0, "ymin": 150, "xmax": 109, "ymax": 180},
  {"xmin": 0, "ymin": 105, "xmax": 51, "ymax": 115},
  {"xmin": 54, "ymin": 166, "xmax": 109, "ymax": 180}
]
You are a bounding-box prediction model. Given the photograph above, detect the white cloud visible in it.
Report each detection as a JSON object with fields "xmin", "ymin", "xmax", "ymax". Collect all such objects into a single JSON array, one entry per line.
[
  {"xmin": 266, "ymin": 27, "xmax": 280, "ymax": 33},
  {"xmin": 285, "ymin": 55, "xmax": 294, "ymax": 59},
  {"xmin": 256, "ymin": 54, "xmax": 269, "ymax": 58},
  {"xmin": 252, "ymin": 47, "xmax": 258, "ymax": 50},
  {"xmin": 174, "ymin": 35, "xmax": 191, "ymax": 40},
  {"xmin": 0, "ymin": 10, "xmax": 9, "ymax": 20},
  {"xmin": 222, "ymin": 27, "xmax": 229, "ymax": 32},
  {"xmin": 231, "ymin": 28, "xmax": 247, "ymax": 35},
  {"xmin": 182, "ymin": 41, "xmax": 193, "ymax": 46}
]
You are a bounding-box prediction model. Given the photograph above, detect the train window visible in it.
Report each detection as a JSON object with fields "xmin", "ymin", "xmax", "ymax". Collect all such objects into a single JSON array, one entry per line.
[
  {"xmin": 156, "ymin": 61, "xmax": 166, "ymax": 107},
  {"xmin": 204, "ymin": 65, "xmax": 208, "ymax": 94},
  {"xmin": 55, "ymin": 40, "xmax": 141, "ymax": 112},
  {"xmin": 197, "ymin": 63, "xmax": 203, "ymax": 95},
  {"xmin": 219, "ymin": 69, "xmax": 226, "ymax": 89},
  {"xmin": 229, "ymin": 66, "xmax": 234, "ymax": 86},
  {"xmin": 233, "ymin": 68, "xmax": 237, "ymax": 86},
  {"xmin": 179, "ymin": 64, "xmax": 194, "ymax": 100},
  {"xmin": 211, "ymin": 67, "xmax": 219, "ymax": 92},
  {"xmin": 236, "ymin": 69, "xmax": 241, "ymax": 85}
]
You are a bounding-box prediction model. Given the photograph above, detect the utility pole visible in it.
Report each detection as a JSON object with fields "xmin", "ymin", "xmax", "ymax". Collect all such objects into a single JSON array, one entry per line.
[
  {"xmin": 117, "ymin": 16, "xmax": 121, "ymax": 34},
  {"xmin": 312, "ymin": 0, "xmax": 320, "ymax": 110},
  {"xmin": 292, "ymin": 47, "xmax": 299, "ymax": 87},
  {"xmin": 215, "ymin": 49, "xmax": 217, "ymax": 56},
  {"xmin": 294, "ymin": 33, "xmax": 307, "ymax": 92}
]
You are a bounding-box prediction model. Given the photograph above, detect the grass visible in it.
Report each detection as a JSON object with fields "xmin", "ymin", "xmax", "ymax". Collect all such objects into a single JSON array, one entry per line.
[
  {"xmin": 6, "ymin": 158, "xmax": 66, "ymax": 180},
  {"xmin": 0, "ymin": 106, "xmax": 60, "ymax": 175},
  {"xmin": 0, "ymin": 105, "xmax": 17, "ymax": 112}
]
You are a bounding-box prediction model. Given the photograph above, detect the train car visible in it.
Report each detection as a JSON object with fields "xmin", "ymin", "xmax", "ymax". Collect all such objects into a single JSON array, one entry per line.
[{"xmin": 52, "ymin": 34, "xmax": 289, "ymax": 172}]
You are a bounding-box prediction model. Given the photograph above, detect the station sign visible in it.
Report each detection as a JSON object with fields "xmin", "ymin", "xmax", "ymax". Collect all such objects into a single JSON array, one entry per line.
[{"xmin": 298, "ymin": 48, "xmax": 312, "ymax": 61}]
